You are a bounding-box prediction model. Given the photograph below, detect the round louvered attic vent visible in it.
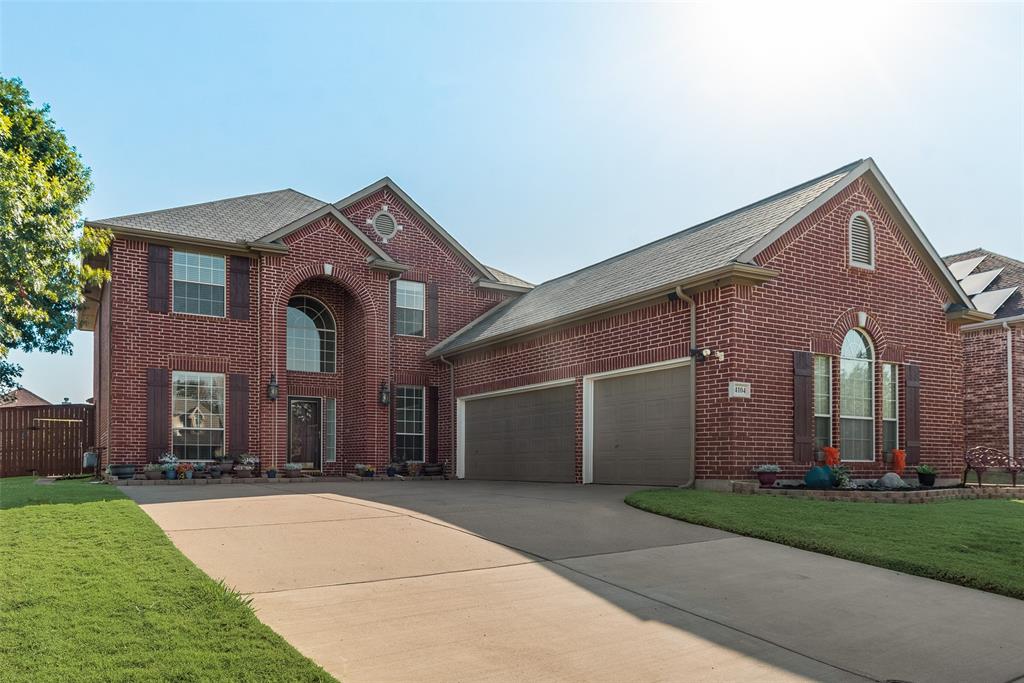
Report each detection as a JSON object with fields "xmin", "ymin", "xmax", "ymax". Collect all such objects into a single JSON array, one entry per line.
[{"xmin": 368, "ymin": 205, "xmax": 402, "ymax": 243}]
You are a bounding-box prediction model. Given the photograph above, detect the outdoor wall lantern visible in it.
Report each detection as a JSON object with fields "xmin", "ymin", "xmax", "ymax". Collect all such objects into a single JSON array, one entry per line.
[
  {"xmin": 378, "ymin": 380, "xmax": 391, "ymax": 406},
  {"xmin": 267, "ymin": 373, "xmax": 280, "ymax": 401}
]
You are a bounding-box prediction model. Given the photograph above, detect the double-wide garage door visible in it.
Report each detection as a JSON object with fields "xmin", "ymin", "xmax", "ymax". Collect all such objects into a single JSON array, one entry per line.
[{"xmin": 461, "ymin": 363, "xmax": 691, "ymax": 486}]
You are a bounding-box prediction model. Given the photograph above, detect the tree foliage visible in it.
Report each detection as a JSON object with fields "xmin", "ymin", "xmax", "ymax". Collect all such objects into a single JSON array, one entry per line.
[{"xmin": 0, "ymin": 76, "xmax": 110, "ymax": 390}]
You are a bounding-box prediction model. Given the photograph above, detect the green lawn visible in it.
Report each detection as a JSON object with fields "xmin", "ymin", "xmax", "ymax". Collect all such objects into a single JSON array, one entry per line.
[
  {"xmin": 626, "ymin": 489, "xmax": 1024, "ymax": 600},
  {"xmin": 0, "ymin": 476, "xmax": 335, "ymax": 682}
]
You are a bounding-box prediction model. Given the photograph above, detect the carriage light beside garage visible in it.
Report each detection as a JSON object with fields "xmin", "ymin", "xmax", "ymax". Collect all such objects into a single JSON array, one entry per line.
[
  {"xmin": 378, "ymin": 380, "xmax": 391, "ymax": 406},
  {"xmin": 267, "ymin": 373, "xmax": 279, "ymax": 401}
]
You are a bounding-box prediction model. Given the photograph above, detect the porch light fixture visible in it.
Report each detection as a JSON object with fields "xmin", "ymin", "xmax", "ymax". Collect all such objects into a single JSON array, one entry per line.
[
  {"xmin": 267, "ymin": 373, "xmax": 280, "ymax": 401},
  {"xmin": 378, "ymin": 380, "xmax": 391, "ymax": 406}
]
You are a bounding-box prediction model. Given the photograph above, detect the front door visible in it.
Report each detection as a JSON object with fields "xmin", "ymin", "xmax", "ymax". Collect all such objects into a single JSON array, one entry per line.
[{"xmin": 288, "ymin": 397, "xmax": 321, "ymax": 469}]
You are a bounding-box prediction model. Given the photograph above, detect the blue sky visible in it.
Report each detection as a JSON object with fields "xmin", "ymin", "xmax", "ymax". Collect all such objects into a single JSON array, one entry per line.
[{"xmin": 3, "ymin": 1, "xmax": 1022, "ymax": 403}]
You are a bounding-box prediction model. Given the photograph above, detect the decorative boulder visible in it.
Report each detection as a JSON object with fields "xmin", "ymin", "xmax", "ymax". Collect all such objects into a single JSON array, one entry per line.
[
  {"xmin": 877, "ymin": 472, "xmax": 909, "ymax": 489},
  {"xmin": 804, "ymin": 466, "xmax": 833, "ymax": 489}
]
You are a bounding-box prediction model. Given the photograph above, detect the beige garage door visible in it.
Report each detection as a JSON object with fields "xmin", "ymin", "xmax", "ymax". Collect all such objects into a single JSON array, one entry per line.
[
  {"xmin": 593, "ymin": 365, "xmax": 691, "ymax": 485},
  {"xmin": 463, "ymin": 384, "xmax": 575, "ymax": 482}
]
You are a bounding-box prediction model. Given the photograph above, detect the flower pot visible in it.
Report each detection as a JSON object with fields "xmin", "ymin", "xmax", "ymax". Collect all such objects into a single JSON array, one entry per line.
[
  {"xmin": 234, "ymin": 467, "xmax": 252, "ymax": 478},
  {"xmin": 918, "ymin": 472, "xmax": 936, "ymax": 487},
  {"xmin": 284, "ymin": 469, "xmax": 302, "ymax": 478},
  {"xmin": 266, "ymin": 470, "xmax": 277, "ymax": 479},
  {"xmin": 756, "ymin": 472, "xmax": 778, "ymax": 488},
  {"xmin": 145, "ymin": 470, "xmax": 163, "ymax": 480},
  {"xmin": 108, "ymin": 464, "xmax": 135, "ymax": 479},
  {"xmin": 185, "ymin": 470, "xmax": 193, "ymax": 480},
  {"xmin": 164, "ymin": 469, "xmax": 177, "ymax": 480},
  {"xmin": 386, "ymin": 466, "xmax": 397, "ymax": 477},
  {"xmin": 218, "ymin": 462, "xmax": 234, "ymax": 474}
]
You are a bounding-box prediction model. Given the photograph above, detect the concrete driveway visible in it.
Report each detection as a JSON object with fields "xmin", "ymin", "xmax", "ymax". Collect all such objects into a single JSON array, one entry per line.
[{"xmin": 126, "ymin": 481, "xmax": 1024, "ymax": 683}]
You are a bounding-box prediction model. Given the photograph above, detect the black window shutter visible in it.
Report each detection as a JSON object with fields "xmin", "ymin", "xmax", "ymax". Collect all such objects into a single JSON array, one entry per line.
[
  {"xmin": 228, "ymin": 374, "xmax": 249, "ymax": 456},
  {"xmin": 146, "ymin": 367, "xmax": 169, "ymax": 462},
  {"xmin": 229, "ymin": 256, "xmax": 251, "ymax": 320},
  {"xmin": 148, "ymin": 244, "xmax": 169, "ymax": 313},
  {"xmin": 427, "ymin": 283, "xmax": 439, "ymax": 340},
  {"xmin": 428, "ymin": 385, "xmax": 439, "ymax": 463},
  {"xmin": 904, "ymin": 363, "xmax": 921, "ymax": 464},
  {"xmin": 793, "ymin": 351, "xmax": 814, "ymax": 463}
]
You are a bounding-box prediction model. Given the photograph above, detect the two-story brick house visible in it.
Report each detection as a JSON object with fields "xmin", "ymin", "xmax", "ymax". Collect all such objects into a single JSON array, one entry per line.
[{"xmin": 81, "ymin": 158, "xmax": 988, "ymax": 485}]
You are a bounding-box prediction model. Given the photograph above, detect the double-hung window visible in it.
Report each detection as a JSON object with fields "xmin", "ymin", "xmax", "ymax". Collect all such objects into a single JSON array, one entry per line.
[
  {"xmin": 173, "ymin": 251, "xmax": 225, "ymax": 316},
  {"xmin": 172, "ymin": 371, "xmax": 225, "ymax": 460},
  {"xmin": 394, "ymin": 386, "xmax": 424, "ymax": 462},
  {"xmin": 395, "ymin": 280, "xmax": 425, "ymax": 336},
  {"xmin": 882, "ymin": 363, "xmax": 898, "ymax": 454},
  {"xmin": 813, "ymin": 355, "xmax": 832, "ymax": 451}
]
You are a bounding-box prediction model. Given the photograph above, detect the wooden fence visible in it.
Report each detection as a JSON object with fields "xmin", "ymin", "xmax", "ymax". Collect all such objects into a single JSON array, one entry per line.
[{"xmin": 0, "ymin": 404, "xmax": 96, "ymax": 477}]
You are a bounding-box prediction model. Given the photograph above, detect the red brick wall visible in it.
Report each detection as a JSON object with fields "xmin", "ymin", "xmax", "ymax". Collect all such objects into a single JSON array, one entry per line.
[
  {"xmin": 98, "ymin": 191, "xmax": 507, "ymax": 474},
  {"xmin": 962, "ymin": 324, "xmax": 1024, "ymax": 459},
  {"xmin": 448, "ymin": 179, "xmax": 968, "ymax": 482}
]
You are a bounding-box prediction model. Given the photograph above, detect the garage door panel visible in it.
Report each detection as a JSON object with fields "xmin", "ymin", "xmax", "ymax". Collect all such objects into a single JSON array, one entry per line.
[
  {"xmin": 593, "ymin": 365, "xmax": 691, "ymax": 486},
  {"xmin": 464, "ymin": 384, "xmax": 575, "ymax": 483}
]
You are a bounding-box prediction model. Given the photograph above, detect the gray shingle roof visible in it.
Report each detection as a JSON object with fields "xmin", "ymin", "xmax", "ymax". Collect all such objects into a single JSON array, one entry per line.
[
  {"xmin": 486, "ymin": 266, "xmax": 534, "ymax": 288},
  {"xmin": 944, "ymin": 248, "xmax": 1024, "ymax": 319},
  {"xmin": 430, "ymin": 161, "xmax": 862, "ymax": 356},
  {"xmin": 89, "ymin": 189, "xmax": 327, "ymax": 244}
]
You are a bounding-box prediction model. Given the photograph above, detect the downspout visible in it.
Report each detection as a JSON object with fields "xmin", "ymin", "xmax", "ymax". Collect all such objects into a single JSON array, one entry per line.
[
  {"xmin": 675, "ymin": 285, "xmax": 697, "ymax": 488},
  {"xmin": 440, "ymin": 354, "xmax": 456, "ymax": 478},
  {"xmin": 1005, "ymin": 322, "xmax": 1015, "ymax": 466}
]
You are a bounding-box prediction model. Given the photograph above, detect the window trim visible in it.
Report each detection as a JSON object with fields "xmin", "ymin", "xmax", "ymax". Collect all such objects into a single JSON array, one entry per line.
[
  {"xmin": 394, "ymin": 385, "xmax": 425, "ymax": 462},
  {"xmin": 839, "ymin": 328, "xmax": 875, "ymax": 462},
  {"xmin": 171, "ymin": 370, "xmax": 226, "ymax": 462},
  {"xmin": 286, "ymin": 295, "xmax": 337, "ymax": 373},
  {"xmin": 395, "ymin": 280, "xmax": 426, "ymax": 338},
  {"xmin": 848, "ymin": 211, "xmax": 876, "ymax": 271},
  {"xmin": 813, "ymin": 354, "xmax": 832, "ymax": 451},
  {"xmin": 171, "ymin": 250, "xmax": 227, "ymax": 318},
  {"xmin": 882, "ymin": 362, "xmax": 899, "ymax": 455}
]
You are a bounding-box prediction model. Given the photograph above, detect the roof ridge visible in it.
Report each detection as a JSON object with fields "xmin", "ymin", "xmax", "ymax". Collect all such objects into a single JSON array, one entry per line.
[
  {"xmin": 95, "ymin": 188, "xmax": 325, "ymax": 223},
  {"xmin": 519, "ymin": 159, "xmax": 863, "ymax": 292}
]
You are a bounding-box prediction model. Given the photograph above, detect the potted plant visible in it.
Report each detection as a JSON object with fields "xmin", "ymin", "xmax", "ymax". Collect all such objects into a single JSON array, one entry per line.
[
  {"xmin": 159, "ymin": 453, "xmax": 178, "ymax": 480},
  {"xmin": 752, "ymin": 464, "xmax": 780, "ymax": 488},
  {"xmin": 217, "ymin": 456, "xmax": 234, "ymax": 475},
  {"xmin": 266, "ymin": 468, "xmax": 278, "ymax": 479},
  {"xmin": 143, "ymin": 463, "xmax": 163, "ymax": 480},
  {"xmin": 175, "ymin": 462, "xmax": 194, "ymax": 480},
  {"xmin": 193, "ymin": 461, "xmax": 207, "ymax": 478},
  {"xmin": 234, "ymin": 453, "xmax": 257, "ymax": 478},
  {"xmin": 106, "ymin": 463, "xmax": 135, "ymax": 479},
  {"xmin": 915, "ymin": 464, "xmax": 937, "ymax": 487},
  {"xmin": 406, "ymin": 461, "xmax": 422, "ymax": 477},
  {"xmin": 283, "ymin": 463, "xmax": 303, "ymax": 478}
]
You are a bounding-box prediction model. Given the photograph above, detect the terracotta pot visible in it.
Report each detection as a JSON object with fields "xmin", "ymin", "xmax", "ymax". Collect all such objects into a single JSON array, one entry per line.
[{"xmin": 756, "ymin": 472, "xmax": 778, "ymax": 488}]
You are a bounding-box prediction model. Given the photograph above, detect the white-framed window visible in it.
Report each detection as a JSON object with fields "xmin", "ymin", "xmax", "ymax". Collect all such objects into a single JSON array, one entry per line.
[
  {"xmin": 882, "ymin": 363, "xmax": 898, "ymax": 455},
  {"xmin": 839, "ymin": 329, "xmax": 874, "ymax": 461},
  {"xmin": 394, "ymin": 386, "xmax": 424, "ymax": 462},
  {"xmin": 324, "ymin": 398, "xmax": 337, "ymax": 463},
  {"xmin": 172, "ymin": 371, "xmax": 225, "ymax": 461},
  {"xmin": 848, "ymin": 212, "xmax": 875, "ymax": 269},
  {"xmin": 395, "ymin": 280, "xmax": 425, "ymax": 337},
  {"xmin": 287, "ymin": 296, "xmax": 336, "ymax": 373},
  {"xmin": 172, "ymin": 251, "xmax": 225, "ymax": 316},
  {"xmin": 814, "ymin": 354, "xmax": 832, "ymax": 451}
]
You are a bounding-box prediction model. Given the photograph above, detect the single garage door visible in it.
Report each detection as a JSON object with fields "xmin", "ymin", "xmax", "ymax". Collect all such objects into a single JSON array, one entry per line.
[
  {"xmin": 463, "ymin": 384, "xmax": 575, "ymax": 482},
  {"xmin": 592, "ymin": 365, "xmax": 691, "ymax": 485}
]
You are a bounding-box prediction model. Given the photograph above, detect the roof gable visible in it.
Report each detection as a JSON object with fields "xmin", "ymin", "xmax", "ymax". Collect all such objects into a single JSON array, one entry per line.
[{"xmin": 335, "ymin": 178, "xmax": 498, "ymax": 283}]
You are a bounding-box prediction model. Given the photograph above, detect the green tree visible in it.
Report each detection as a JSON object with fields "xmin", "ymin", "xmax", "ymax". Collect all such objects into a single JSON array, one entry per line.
[{"xmin": 0, "ymin": 76, "xmax": 110, "ymax": 390}]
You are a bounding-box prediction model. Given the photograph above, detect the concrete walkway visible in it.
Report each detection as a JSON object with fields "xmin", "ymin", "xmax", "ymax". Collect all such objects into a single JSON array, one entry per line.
[{"xmin": 126, "ymin": 481, "xmax": 1024, "ymax": 683}]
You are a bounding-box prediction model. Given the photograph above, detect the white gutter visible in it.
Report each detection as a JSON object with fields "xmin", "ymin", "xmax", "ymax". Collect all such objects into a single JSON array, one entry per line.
[{"xmin": 1005, "ymin": 322, "xmax": 1015, "ymax": 466}]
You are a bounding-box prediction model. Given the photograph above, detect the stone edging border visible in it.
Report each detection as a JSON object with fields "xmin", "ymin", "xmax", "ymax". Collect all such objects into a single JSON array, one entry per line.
[{"xmin": 731, "ymin": 480, "xmax": 1024, "ymax": 503}]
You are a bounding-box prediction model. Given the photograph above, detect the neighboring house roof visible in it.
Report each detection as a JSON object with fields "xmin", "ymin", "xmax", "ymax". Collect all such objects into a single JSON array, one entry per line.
[
  {"xmin": 944, "ymin": 248, "xmax": 1024, "ymax": 319},
  {"xmin": 0, "ymin": 388, "xmax": 51, "ymax": 408},
  {"xmin": 430, "ymin": 158, "xmax": 980, "ymax": 358},
  {"xmin": 486, "ymin": 266, "xmax": 534, "ymax": 289},
  {"xmin": 89, "ymin": 189, "xmax": 327, "ymax": 245}
]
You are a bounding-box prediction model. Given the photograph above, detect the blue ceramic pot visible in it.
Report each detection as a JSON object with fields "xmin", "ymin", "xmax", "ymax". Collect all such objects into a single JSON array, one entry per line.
[{"xmin": 165, "ymin": 470, "xmax": 176, "ymax": 480}]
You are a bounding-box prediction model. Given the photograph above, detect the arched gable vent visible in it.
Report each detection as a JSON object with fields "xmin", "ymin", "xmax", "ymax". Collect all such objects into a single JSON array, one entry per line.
[{"xmin": 849, "ymin": 212, "xmax": 874, "ymax": 268}]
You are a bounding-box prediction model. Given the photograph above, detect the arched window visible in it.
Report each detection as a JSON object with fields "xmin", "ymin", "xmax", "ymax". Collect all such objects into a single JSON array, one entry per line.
[
  {"xmin": 839, "ymin": 329, "xmax": 874, "ymax": 461},
  {"xmin": 287, "ymin": 296, "xmax": 335, "ymax": 373}
]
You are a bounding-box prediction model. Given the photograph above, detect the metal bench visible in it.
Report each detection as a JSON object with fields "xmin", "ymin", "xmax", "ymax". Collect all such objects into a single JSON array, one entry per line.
[{"xmin": 962, "ymin": 446, "xmax": 1020, "ymax": 487}]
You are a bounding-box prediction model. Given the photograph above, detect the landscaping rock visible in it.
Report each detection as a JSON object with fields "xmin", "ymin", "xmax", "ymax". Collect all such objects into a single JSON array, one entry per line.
[{"xmin": 877, "ymin": 472, "xmax": 909, "ymax": 489}]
